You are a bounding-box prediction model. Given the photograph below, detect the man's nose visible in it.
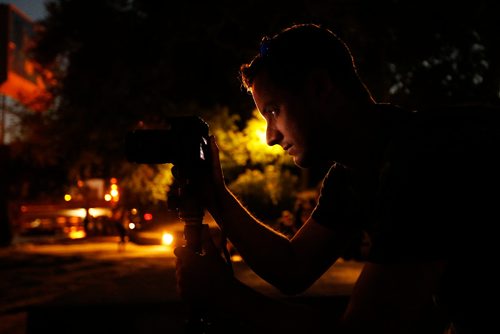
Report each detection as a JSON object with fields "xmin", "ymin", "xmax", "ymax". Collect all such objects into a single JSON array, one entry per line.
[{"xmin": 266, "ymin": 125, "xmax": 282, "ymax": 146}]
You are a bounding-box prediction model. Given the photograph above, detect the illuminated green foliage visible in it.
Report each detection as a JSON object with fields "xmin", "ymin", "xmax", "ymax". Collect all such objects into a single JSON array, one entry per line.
[
  {"xmin": 120, "ymin": 163, "xmax": 173, "ymax": 207},
  {"xmin": 203, "ymin": 108, "xmax": 299, "ymax": 219},
  {"xmin": 228, "ymin": 166, "xmax": 299, "ymax": 219}
]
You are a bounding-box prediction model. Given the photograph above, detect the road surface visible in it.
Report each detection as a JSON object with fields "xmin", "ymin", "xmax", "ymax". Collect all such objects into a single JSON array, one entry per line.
[{"xmin": 0, "ymin": 237, "xmax": 364, "ymax": 334}]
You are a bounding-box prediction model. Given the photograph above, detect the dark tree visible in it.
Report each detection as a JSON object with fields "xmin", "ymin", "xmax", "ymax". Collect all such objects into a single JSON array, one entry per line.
[{"xmin": 21, "ymin": 0, "xmax": 499, "ymax": 202}]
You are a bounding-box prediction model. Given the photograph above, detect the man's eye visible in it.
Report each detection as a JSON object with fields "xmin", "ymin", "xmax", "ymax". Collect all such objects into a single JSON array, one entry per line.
[{"xmin": 264, "ymin": 106, "xmax": 278, "ymax": 119}]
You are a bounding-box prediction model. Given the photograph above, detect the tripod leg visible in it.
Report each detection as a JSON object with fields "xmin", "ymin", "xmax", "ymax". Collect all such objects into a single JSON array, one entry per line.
[{"xmin": 176, "ymin": 178, "xmax": 213, "ymax": 333}]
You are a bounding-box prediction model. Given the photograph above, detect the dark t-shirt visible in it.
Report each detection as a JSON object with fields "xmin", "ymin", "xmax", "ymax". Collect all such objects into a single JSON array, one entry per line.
[{"xmin": 311, "ymin": 103, "xmax": 499, "ymax": 331}]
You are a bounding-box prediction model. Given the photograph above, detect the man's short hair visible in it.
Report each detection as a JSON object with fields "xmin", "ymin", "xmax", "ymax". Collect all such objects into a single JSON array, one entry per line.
[{"xmin": 239, "ymin": 23, "xmax": 370, "ymax": 99}]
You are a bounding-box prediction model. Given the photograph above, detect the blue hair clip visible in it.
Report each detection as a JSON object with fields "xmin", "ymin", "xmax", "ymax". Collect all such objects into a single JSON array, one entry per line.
[{"xmin": 259, "ymin": 36, "xmax": 271, "ymax": 58}]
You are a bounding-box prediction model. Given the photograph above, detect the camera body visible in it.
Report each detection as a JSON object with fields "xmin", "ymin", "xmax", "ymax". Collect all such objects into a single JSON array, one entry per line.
[{"xmin": 125, "ymin": 116, "xmax": 209, "ymax": 167}]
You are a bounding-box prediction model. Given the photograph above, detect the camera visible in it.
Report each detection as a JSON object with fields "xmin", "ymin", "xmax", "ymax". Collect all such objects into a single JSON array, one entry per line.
[{"xmin": 125, "ymin": 116, "xmax": 209, "ymax": 166}]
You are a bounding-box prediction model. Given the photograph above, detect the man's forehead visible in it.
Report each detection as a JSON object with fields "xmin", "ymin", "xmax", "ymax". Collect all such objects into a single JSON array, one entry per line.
[{"xmin": 252, "ymin": 71, "xmax": 281, "ymax": 100}]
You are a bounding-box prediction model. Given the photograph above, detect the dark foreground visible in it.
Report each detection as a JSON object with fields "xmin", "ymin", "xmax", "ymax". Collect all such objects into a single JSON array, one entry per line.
[{"xmin": 0, "ymin": 237, "xmax": 363, "ymax": 334}]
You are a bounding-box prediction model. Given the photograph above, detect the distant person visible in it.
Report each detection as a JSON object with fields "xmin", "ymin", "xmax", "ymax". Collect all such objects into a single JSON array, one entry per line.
[
  {"xmin": 115, "ymin": 220, "xmax": 127, "ymax": 252},
  {"xmin": 276, "ymin": 210, "xmax": 297, "ymax": 238},
  {"xmin": 82, "ymin": 211, "xmax": 91, "ymax": 235},
  {"xmin": 174, "ymin": 23, "xmax": 499, "ymax": 333},
  {"xmin": 293, "ymin": 197, "xmax": 316, "ymax": 231}
]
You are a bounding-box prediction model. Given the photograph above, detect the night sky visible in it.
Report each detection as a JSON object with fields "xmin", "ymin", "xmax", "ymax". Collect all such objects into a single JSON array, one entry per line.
[{"xmin": 2, "ymin": 0, "xmax": 48, "ymax": 21}]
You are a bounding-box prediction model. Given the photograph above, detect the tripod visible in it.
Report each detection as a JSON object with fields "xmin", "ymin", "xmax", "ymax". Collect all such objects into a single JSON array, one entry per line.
[
  {"xmin": 174, "ymin": 169, "xmax": 215, "ymax": 334},
  {"xmin": 174, "ymin": 167, "xmax": 234, "ymax": 333}
]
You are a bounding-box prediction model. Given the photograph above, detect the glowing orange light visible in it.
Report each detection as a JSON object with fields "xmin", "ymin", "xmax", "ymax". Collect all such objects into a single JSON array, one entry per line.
[
  {"xmin": 231, "ymin": 254, "xmax": 243, "ymax": 262},
  {"xmin": 68, "ymin": 228, "xmax": 86, "ymax": 239},
  {"xmin": 162, "ymin": 232, "xmax": 174, "ymax": 246}
]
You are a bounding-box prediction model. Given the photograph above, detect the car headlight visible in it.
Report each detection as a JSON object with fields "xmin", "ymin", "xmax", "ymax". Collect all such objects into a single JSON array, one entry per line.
[{"xmin": 161, "ymin": 232, "xmax": 174, "ymax": 246}]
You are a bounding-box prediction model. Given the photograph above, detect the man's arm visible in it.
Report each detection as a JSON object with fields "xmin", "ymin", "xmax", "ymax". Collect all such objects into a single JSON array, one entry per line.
[
  {"xmin": 210, "ymin": 185, "xmax": 350, "ymax": 294},
  {"xmin": 205, "ymin": 136, "xmax": 347, "ymax": 293}
]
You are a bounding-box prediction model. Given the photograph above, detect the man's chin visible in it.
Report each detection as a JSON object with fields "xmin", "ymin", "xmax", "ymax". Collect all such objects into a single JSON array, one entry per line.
[
  {"xmin": 293, "ymin": 152, "xmax": 330, "ymax": 169},
  {"xmin": 293, "ymin": 155, "xmax": 309, "ymax": 168}
]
